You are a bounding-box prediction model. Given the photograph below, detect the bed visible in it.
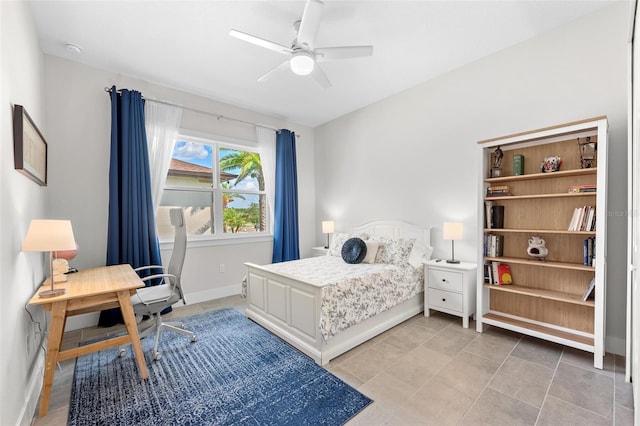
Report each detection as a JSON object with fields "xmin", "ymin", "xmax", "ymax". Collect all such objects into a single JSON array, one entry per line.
[{"xmin": 244, "ymin": 220, "xmax": 432, "ymax": 365}]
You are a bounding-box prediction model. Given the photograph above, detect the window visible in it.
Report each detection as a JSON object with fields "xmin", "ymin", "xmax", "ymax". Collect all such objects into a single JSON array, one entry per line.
[{"xmin": 156, "ymin": 134, "xmax": 267, "ymax": 240}]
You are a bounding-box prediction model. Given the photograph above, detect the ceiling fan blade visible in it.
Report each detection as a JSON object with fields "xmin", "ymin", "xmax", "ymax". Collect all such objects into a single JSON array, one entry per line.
[
  {"xmin": 310, "ymin": 64, "xmax": 331, "ymax": 89},
  {"xmin": 297, "ymin": 0, "xmax": 324, "ymax": 50},
  {"xmin": 315, "ymin": 46, "xmax": 373, "ymax": 62},
  {"xmin": 257, "ymin": 60, "xmax": 291, "ymax": 83},
  {"xmin": 230, "ymin": 29, "xmax": 293, "ymax": 55}
]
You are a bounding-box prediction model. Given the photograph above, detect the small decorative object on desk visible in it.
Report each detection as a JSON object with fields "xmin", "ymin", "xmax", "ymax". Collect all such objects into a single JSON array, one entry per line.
[
  {"xmin": 527, "ymin": 236, "xmax": 548, "ymax": 260},
  {"xmin": 541, "ymin": 156, "xmax": 562, "ymax": 173},
  {"xmin": 490, "ymin": 146, "xmax": 504, "ymax": 177},
  {"xmin": 578, "ymin": 136, "xmax": 597, "ymax": 169}
]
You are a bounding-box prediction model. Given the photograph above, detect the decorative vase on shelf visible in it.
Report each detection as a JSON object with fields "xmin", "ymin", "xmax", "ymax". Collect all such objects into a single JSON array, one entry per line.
[{"xmin": 527, "ymin": 236, "xmax": 548, "ymax": 260}]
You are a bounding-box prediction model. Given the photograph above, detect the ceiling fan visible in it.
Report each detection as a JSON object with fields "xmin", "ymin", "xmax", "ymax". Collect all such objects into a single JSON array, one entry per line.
[{"xmin": 229, "ymin": 0, "xmax": 373, "ymax": 88}]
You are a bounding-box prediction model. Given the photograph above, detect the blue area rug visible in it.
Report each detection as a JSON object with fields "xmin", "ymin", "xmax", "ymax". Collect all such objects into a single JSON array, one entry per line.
[{"xmin": 68, "ymin": 308, "xmax": 372, "ymax": 425}]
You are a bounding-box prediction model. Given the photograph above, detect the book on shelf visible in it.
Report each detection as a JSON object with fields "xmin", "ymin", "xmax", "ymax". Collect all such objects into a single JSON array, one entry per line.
[
  {"xmin": 582, "ymin": 277, "xmax": 596, "ymax": 301},
  {"xmin": 483, "ymin": 262, "xmax": 492, "ymax": 284},
  {"xmin": 484, "ymin": 234, "xmax": 504, "ymax": 257},
  {"xmin": 491, "ymin": 262, "xmax": 499, "ymax": 284},
  {"xmin": 485, "ymin": 201, "xmax": 494, "ymax": 229},
  {"xmin": 492, "ymin": 205, "xmax": 504, "ymax": 229},
  {"xmin": 568, "ymin": 184, "xmax": 597, "ymax": 193},
  {"xmin": 583, "ymin": 237, "xmax": 595, "ymax": 266},
  {"xmin": 486, "ymin": 261, "xmax": 512, "ymax": 285},
  {"xmin": 487, "ymin": 185, "xmax": 512, "ymax": 196},
  {"xmin": 568, "ymin": 206, "xmax": 596, "ymax": 231},
  {"xmin": 513, "ymin": 154, "xmax": 524, "ymax": 176},
  {"xmin": 484, "ymin": 202, "xmax": 504, "ymax": 229},
  {"xmin": 496, "ymin": 263, "xmax": 513, "ymax": 285}
]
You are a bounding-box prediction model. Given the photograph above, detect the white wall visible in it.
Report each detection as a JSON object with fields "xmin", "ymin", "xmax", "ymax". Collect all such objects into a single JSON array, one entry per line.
[
  {"xmin": 314, "ymin": 3, "xmax": 629, "ymax": 354},
  {"xmin": 42, "ymin": 56, "xmax": 316, "ymax": 328},
  {"xmin": 0, "ymin": 2, "xmax": 50, "ymax": 425}
]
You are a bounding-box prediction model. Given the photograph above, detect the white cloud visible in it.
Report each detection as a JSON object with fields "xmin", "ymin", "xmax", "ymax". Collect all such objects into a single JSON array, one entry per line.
[
  {"xmin": 174, "ymin": 142, "xmax": 209, "ymax": 160},
  {"xmin": 235, "ymin": 181, "xmax": 258, "ymax": 191}
]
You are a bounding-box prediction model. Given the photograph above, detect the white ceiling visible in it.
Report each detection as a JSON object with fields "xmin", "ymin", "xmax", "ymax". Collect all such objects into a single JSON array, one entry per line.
[{"xmin": 28, "ymin": 1, "xmax": 615, "ymax": 128}]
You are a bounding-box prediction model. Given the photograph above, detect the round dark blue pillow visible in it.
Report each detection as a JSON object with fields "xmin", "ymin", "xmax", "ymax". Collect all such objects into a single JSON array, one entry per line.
[{"xmin": 341, "ymin": 237, "xmax": 367, "ymax": 264}]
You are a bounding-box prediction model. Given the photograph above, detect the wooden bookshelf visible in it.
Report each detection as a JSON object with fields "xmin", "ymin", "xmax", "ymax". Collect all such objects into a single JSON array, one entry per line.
[{"xmin": 477, "ymin": 117, "xmax": 607, "ymax": 369}]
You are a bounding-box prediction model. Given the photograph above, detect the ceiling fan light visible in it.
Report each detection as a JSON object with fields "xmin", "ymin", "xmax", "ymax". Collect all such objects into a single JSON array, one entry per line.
[{"xmin": 290, "ymin": 52, "xmax": 315, "ymax": 76}]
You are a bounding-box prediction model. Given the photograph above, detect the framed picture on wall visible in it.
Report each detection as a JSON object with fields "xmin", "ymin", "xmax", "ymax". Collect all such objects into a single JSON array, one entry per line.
[{"xmin": 13, "ymin": 104, "xmax": 47, "ymax": 186}]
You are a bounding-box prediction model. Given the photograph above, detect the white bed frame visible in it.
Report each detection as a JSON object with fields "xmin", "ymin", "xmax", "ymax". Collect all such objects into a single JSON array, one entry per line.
[{"xmin": 244, "ymin": 220, "xmax": 431, "ymax": 365}]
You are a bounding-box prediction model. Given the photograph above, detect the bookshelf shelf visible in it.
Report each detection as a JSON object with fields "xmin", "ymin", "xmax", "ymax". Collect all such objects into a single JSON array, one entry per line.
[
  {"xmin": 484, "ymin": 168, "xmax": 597, "ymax": 184},
  {"xmin": 483, "ymin": 256, "xmax": 595, "ymax": 271},
  {"xmin": 477, "ymin": 116, "xmax": 607, "ymax": 369},
  {"xmin": 483, "ymin": 284, "xmax": 595, "ymax": 307},
  {"xmin": 483, "ymin": 228, "xmax": 596, "ymax": 236},
  {"xmin": 481, "ymin": 312, "xmax": 594, "ymax": 348},
  {"xmin": 486, "ymin": 192, "xmax": 597, "ymax": 201}
]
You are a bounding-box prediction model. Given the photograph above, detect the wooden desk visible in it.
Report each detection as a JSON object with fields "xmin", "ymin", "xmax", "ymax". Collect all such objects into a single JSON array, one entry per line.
[{"xmin": 28, "ymin": 264, "xmax": 149, "ymax": 417}]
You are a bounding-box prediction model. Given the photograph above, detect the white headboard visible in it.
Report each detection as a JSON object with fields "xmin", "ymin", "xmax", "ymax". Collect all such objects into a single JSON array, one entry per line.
[{"xmin": 350, "ymin": 220, "xmax": 431, "ymax": 245}]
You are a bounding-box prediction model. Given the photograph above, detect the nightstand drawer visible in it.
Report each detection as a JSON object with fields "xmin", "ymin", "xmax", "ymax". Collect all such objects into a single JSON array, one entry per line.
[
  {"xmin": 428, "ymin": 288, "xmax": 463, "ymax": 312},
  {"xmin": 428, "ymin": 269, "xmax": 463, "ymax": 293}
]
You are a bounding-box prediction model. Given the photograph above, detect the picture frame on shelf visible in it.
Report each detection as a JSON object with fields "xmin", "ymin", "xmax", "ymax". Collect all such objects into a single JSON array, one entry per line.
[{"xmin": 13, "ymin": 104, "xmax": 47, "ymax": 186}]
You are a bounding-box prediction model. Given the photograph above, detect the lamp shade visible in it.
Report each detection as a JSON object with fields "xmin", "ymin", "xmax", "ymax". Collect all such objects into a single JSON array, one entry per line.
[
  {"xmin": 290, "ymin": 52, "xmax": 315, "ymax": 76},
  {"xmin": 22, "ymin": 220, "xmax": 77, "ymax": 252},
  {"xmin": 322, "ymin": 221, "xmax": 335, "ymax": 234},
  {"xmin": 443, "ymin": 222, "xmax": 463, "ymax": 241}
]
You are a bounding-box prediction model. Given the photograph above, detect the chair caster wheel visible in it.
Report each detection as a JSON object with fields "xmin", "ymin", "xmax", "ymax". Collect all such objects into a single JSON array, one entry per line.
[
  {"xmin": 154, "ymin": 352, "xmax": 162, "ymax": 361},
  {"xmin": 118, "ymin": 348, "xmax": 126, "ymax": 357},
  {"xmin": 191, "ymin": 335, "xmax": 197, "ymax": 343}
]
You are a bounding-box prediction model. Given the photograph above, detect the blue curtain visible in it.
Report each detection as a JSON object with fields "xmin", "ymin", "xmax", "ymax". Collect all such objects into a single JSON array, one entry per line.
[
  {"xmin": 272, "ymin": 129, "xmax": 300, "ymax": 263},
  {"xmin": 99, "ymin": 86, "xmax": 163, "ymax": 327}
]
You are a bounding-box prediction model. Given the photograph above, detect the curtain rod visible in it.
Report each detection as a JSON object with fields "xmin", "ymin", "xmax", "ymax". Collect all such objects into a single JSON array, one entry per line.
[{"xmin": 104, "ymin": 86, "xmax": 285, "ymax": 135}]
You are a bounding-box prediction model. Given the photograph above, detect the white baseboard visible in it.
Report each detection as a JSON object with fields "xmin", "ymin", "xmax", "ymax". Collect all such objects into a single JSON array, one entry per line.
[
  {"xmin": 183, "ymin": 284, "xmax": 241, "ymax": 305},
  {"xmin": 19, "ymin": 347, "xmax": 45, "ymax": 426}
]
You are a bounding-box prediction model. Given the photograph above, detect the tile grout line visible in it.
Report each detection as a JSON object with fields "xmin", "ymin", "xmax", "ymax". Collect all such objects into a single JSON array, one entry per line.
[
  {"xmin": 349, "ymin": 315, "xmax": 462, "ymax": 422},
  {"xmin": 455, "ymin": 333, "xmax": 524, "ymax": 425},
  {"xmin": 533, "ymin": 346, "xmax": 564, "ymax": 425},
  {"xmin": 534, "ymin": 351, "xmax": 615, "ymax": 424}
]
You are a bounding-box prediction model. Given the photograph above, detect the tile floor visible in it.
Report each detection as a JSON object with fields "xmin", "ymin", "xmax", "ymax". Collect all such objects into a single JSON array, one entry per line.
[{"xmin": 33, "ymin": 296, "xmax": 634, "ymax": 425}]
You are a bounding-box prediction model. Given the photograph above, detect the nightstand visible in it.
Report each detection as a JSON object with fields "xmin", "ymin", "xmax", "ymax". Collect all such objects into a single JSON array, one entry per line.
[
  {"xmin": 311, "ymin": 246, "xmax": 329, "ymax": 257},
  {"xmin": 424, "ymin": 259, "xmax": 477, "ymax": 328}
]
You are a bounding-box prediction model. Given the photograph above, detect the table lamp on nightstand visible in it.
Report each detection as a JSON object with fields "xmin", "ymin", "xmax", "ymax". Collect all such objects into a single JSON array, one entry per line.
[
  {"xmin": 443, "ymin": 222, "xmax": 463, "ymax": 264},
  {"xmin": 322, "ymin": 220, "xmax": 334, "ymax": 249},
  {"xmin": 22, "ymin": 219, "xmax": 77, "ymax": 298}
]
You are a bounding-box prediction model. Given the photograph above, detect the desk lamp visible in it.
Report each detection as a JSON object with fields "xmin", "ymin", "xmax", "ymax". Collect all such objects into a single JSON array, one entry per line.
[
  {"xmin": 22, "ymin": 219, "xmax": 76, "ymax": 298},
  {"xmin": 322, "ymin": 220, "xmax": 334, "ymax": 249},
  {"xmin": 443, "ymin": 222, "xmax": 463, "ymax": 264}
]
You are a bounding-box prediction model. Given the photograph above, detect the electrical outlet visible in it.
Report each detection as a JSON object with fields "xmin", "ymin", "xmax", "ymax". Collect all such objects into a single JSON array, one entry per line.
[
  {"xmin": 25, "ymin": 321, "xmax": 42, "ymax": 358},
  {"xmin": 219, "ymin": 264, "xmax": 225, "ymax": 273},
  {"xmin": 26, "ymin": 332, "xmax": 38, "ymax": 358}
]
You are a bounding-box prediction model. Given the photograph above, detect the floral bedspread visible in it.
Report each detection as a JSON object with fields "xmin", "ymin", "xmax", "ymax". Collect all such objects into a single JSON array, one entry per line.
[{"xmin": 261, "ymin": 256, "xmax": 424, "ymax": 341}]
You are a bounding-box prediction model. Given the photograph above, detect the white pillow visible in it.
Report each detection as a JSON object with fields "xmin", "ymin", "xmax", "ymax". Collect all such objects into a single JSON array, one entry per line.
[
  {"xmin": 361, "ymin": 241, "xmax": 380, "ymax": 264},
  {"xmin": 408, "ymin": 240, "xmax": 434, "ymax": 268},
  {"xmin": 370, "ymin": 236, "xmax": 415, "ymax": 265}
]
